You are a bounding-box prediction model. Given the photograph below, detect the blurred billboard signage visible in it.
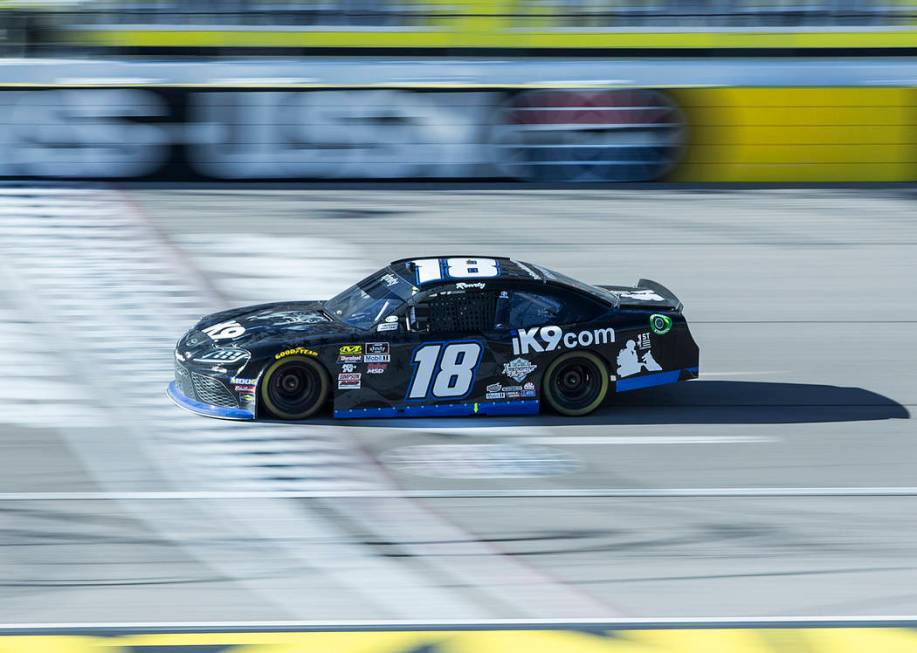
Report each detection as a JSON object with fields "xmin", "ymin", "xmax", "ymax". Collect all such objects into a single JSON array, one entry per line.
[
  {"xmin": 0, "ymin": 87, "xmax": 685, "ymax": 182},
  {"xmin": 3, "ymin": 85, "xmax": 914, "ymax": 183},
  {"xmin": 492, "ymin": 89, "xmax": 684, "ymax": 182}
]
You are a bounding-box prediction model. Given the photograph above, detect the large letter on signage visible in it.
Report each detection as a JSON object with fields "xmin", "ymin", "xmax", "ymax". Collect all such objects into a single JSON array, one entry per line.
[{"xmin": 515, "ymin": 327, "xmax": 543, "ymax": 355}]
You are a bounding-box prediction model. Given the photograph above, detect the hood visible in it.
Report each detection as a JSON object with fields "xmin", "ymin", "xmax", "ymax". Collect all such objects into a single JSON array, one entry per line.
[{"xmin": 181, "ymin": 301, "xmax": 353, "ymax": 354}]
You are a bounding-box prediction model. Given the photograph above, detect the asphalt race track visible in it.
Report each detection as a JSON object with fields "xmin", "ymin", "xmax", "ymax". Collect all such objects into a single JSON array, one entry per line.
[{"xmin": 0, "ymin": 186, "xmax": 915, "ymax": 622}]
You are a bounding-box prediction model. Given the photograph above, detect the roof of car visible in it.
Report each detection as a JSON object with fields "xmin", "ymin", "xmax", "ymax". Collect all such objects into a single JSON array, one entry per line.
[{"xmin": 389, "ymin": 256, "xmax": 545, "ymax": 285}]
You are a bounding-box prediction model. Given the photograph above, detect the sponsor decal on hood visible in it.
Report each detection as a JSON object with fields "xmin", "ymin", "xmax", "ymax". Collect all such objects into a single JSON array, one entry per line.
[
  {"xmin": 248, "ymin": 309, "xmax": 329, "ymax": 325},
  {"xmin": 193, "ymin": 348, "xmax": 250, "ymax": 365}
]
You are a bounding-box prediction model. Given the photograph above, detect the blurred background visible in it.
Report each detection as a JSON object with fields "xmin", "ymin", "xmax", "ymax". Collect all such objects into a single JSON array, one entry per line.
[
  {"xmin": 3, "ymin": 0, "xmax": 917, "ymax": 55},
  {"xmin": 1, "ymin": 0, "xmax": 917, "ymax": 632}
]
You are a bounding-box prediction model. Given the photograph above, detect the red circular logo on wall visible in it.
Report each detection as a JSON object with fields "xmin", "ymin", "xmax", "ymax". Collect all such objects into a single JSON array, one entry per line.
[{"xmin": 491, "ymin": 88, "xmax": 685, "ymax": 182}]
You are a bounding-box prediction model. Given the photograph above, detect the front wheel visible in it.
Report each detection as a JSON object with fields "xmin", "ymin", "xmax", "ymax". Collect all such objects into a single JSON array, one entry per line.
[
  {"xmin": 260, "ymin": 355, "xmax": 330, "ymax": 420},
  {"xmin": 542, "ymin": 351, "xmax": 609, "ymax": 417}
]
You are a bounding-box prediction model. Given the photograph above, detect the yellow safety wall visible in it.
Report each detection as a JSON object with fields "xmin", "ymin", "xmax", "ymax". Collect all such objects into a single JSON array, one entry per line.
[
  {"xmin": 668, "ymin": 87, "xmax": 917, "ymax": 182},
  {"xmin": 4, "ymin": 627, "xmax": 917, "ymax": 653},
  {"xmin": 66, "ymin": 0, "xmax": 917, "ymax": 49},
  {"xmin": 70, "ymin": 28, "xmax": 917, "ymax": 50}
]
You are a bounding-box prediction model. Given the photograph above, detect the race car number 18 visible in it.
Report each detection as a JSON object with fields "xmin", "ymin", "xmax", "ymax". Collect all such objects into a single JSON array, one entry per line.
[
  {"xmin": 412, "ymin": 258, "xmax": 499, "ymax": 285},
  {"xmin": 408, "ymin": 342, "xmax": 483, "ymax": 399}
]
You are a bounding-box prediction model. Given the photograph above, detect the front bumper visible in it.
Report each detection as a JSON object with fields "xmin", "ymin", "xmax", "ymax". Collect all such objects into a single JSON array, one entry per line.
[{"xmin": 167, "ymin": 381, "xmax": 254, "ymax": 420}]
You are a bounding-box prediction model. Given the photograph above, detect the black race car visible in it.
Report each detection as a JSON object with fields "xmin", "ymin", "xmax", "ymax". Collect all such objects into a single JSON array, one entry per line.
[{"xmin": 169, "ymin": 257, "xmax": 699, "ymax": 420}]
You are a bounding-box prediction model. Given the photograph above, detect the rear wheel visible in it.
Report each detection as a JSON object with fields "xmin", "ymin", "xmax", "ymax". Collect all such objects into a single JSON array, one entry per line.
[
  {"xmin": 542, "ymin": 351, "xmax": 609, "ymax": 417},
  {"xmin": 260, "ymin": 355, "xmax": 329, "ymax": 420}
]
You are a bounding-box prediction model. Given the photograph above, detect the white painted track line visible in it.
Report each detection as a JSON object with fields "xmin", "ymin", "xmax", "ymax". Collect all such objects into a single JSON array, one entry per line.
[
  {"xmin": 3, "ymin": 487, "xmax": 917, "ymax": 500},
  {"xmin": 516, "ymin": 435, "xmax": 776, "ymax": 445},
  {"xmin": 4, "ymin": 616, "xmax": 917, "ymax": 631}
]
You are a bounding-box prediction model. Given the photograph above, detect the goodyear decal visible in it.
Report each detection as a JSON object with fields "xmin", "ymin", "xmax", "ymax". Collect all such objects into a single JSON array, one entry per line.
[
  {"xmin": 275, "ymin": 346, "xmax": 318, "ymax": 359},
  {"xmin": 3, "ymin": 628, "xmax": 917, "ymax": 652}
]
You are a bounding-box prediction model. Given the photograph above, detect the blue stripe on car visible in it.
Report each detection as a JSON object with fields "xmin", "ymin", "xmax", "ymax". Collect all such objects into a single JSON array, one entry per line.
[
  {"xmin": 167, "ymin": 381, "xmax": 254, "ymax": 420},
  {"xmin": 334, "ymin": 400, "xmax": 539, "ymax": 419},
  {"xmin": 615, "ymin": 369, "xmax": 683, "ymax": 392}
]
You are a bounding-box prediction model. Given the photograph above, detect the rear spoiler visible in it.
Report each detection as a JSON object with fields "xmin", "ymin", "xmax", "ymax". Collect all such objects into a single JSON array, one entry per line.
[
  {"xmin": 597, "ymin": 278, "xmax": 683, "ymax": 312},
  {"xmin": 636, "ymin": 279, "xmax": 684, "ymax": 312}
]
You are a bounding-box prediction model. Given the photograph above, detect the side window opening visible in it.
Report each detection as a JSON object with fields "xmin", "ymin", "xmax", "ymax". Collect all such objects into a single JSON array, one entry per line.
[
  {"xmin": 412, "ymin": 291, "xmax": 498, "ymax": 334},
  {"xmin": 509, "ymin": 291, "xmax": 563, "ymax": 329},
  {"xmin": 507, "ymin": 290, "xmax": 603, "ymax": 329}
]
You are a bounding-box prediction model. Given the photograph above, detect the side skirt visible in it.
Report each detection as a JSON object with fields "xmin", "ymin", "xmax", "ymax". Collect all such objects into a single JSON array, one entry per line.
[
  {"xmin": 615, "ymin": 367, "xmax": 699, "ymax": 393},
  {"xmin": 334, "ymin": 399, "xmax": 539, "ymax": 419}
]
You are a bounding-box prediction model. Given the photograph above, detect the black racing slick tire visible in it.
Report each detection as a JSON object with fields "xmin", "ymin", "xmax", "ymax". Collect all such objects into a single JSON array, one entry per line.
[
  {"xmin": 542, "ymin": 351, "xmax": 609, "ymax": 417},
  {"xmin": 259, "ymin": 355, "xmax": 330, "ymax": 420}
]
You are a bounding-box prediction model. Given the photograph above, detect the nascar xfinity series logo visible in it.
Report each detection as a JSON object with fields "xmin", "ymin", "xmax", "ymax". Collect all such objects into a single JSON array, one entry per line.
[{"xmin": 512, "ymin": 325, "xmax": 615, "ymax": 355}]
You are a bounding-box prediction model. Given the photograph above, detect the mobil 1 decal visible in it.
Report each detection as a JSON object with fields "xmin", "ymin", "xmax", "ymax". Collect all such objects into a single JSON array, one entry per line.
[
  {"xmin": 512, "ymin": 325, "xmax": 615, "ymax": 355},
  {"xmin": 364, "ymin": 342, "xmax": 390, "ymax": 374},
  {"xmin": 407, "ymin": 341, "xmax": 483, "ymax": 400},
  {"xmin": 363, "ymin": 342, "xmax": 391, "ymax": 362}
]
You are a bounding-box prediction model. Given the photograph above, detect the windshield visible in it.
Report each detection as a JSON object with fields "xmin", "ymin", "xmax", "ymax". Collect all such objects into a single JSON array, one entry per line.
[{"xmin": 324, "ymin": 268, "xmax": 416, "ymax": 330}]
